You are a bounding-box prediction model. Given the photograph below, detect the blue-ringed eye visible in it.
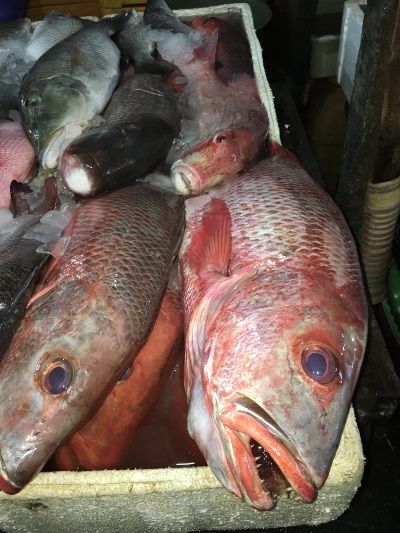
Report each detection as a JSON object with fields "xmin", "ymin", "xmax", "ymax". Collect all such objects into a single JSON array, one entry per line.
[
  {"xmin": 41, "ymin": 358, "xmax": 73, "ymax": 394},
  {"xmin": 301, "ymin": 346, "xmax": 337, "ymax": 384}
]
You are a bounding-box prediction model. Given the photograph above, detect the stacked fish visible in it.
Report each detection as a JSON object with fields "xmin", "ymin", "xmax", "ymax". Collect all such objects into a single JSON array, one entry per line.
[{"xmin": 0, "ymin": 0, "xmax": 368, "ymax": 512}]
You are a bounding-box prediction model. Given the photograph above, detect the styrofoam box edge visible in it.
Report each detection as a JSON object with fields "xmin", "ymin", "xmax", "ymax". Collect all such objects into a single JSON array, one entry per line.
[{"xmin": 0, "ymin": 5, "xmax": 363, "ymax": 532}]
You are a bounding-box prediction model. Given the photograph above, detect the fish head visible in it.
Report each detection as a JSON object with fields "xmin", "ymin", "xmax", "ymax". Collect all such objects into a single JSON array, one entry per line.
[
  {"xmin": 20, "ymin": 77, "xmax": 90, "ymax": 169},
  {"xmin": 0, "ymin": 282, "xmax": 133, "ymax": 493},
  {"xmin": 187, "ymin": 270, "xmax": 367, "ymax": 510},
  {"xmin": 171, "ymin": 128, "xmax": 264, "ymax": 194}
]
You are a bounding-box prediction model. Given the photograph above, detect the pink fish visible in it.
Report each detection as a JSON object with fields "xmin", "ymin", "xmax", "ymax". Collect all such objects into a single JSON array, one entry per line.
[
  {"xmin": 180, "ymin": 155, "xmax": 368, "ymax": 510},
  {"xmin": 0, "ymin": 120, "xmax": 36, "ymax": 208},
  {"xmin": 155, "ymin": 31, "xmax": 268, "ymax": 194}
]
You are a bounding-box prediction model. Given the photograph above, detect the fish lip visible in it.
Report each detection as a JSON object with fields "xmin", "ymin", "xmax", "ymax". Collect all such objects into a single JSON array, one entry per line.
[
  {"xmin": 221, "ymin": 396, "xmax": 318, "ymax": 506},
  {"xmin": 40, "ymin": 126, "xmax": 67, "ymax": 169},
  {"xmin": 0, "ymin": 448, "xmax": 21, "ymax": 495},
  {"xmin": 171, "ymin": 160, "xmax": 201, "ymax": 195}
]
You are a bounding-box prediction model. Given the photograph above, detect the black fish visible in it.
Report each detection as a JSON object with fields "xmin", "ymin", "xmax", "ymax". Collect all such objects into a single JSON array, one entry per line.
[{"xmin": 59, "ymin": 73, "xmax": 181, "ymax": 196}]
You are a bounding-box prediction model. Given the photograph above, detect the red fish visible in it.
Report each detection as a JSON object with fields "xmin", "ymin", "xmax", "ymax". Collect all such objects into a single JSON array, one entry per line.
[
  {"xmin": 180, "ymin": 155, "xmax": 368, "ymax": 510},
  {"xmin": 0, "ymin": 184, "xmax": 183, "ymax": 494},
  {"xmin": 52, "ymin": 274, "xmax": 184, "ymax": 470},
  {"xmin": 154, "ymin": 31, "xmax": 268, "ymax": 194},
  {"xmin": 126, "ymin": 346, "xmax": 205, "ymax": 470},
  {"xmin": 0, "ymin": 119, "xmax": 36, "ymax": 208},
  {"xmin": 190, "ymin": 16, "xmax": 254, "ymax": 83}
]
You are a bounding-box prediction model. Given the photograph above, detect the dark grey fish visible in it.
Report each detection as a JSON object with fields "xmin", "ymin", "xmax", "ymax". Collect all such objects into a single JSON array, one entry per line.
[
  {"xmin": 144, "ymin": 0, "xmax": 192, "ymax": 35},
  {"xmin": 117, "ymin": 9, "xmax": 171, "ymax": 75},
  {"xmin": 59, "ymin": 73, "xmax": 181, "ymax": 196},
  {"xmin": 0, "ymin": 179, "xmax": 59, "ymax": 358},
  {"xmin": 25, "ymin": 11, "xmax": 85, "ymax": 63},
  {"xmin": 20, "ymin": 25, "xmax": 121, "ymax": 169}
]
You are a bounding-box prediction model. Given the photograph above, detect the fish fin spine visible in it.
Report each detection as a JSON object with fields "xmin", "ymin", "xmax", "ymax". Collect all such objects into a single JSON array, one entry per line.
[{"xmin": 188, "ymin": 197, "xmax": 231, "ymax": 278}]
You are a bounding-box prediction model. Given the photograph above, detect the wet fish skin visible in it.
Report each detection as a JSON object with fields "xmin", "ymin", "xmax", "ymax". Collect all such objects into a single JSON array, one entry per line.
[
  {"xmin": 52, "ymin": 272, "xmax": 183, "ymax": 470},
  {"xmin": 156, "ymin": 31, "xmax": 268, "ymax": 191},
  {"xmin": 180, "ymin": 155, "xmax": 367, "ymax": 510},
  {"xmin": 25, "ymin": 11, "xmax": 85, "ymax": 63},
  {"xmin": 0, "ymin": 184, "xmax": 184, "ymax": 493},
  {"xmin": 59, "ymin": 73, "xmax": 181, "ymax": 196},
  {"xmin": 0, "ymin": 179, "xmax": 58, "ymax": 359},
  {"xmin": 0, "ymin": 119, "xmax": 36, "ymax": 208},
  {"xmin": 171, "ymin": 127, "xmax": 264, "ymax": 195},
  {"xmin": 20, "ymin": 25, "xmax": 120, "ymax": 169}
]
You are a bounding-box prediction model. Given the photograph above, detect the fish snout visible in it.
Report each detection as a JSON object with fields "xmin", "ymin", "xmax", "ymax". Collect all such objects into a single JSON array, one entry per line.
[
  {"xmin": 0, "ymin": 449, "xmax": 20, "ymax": 495},
  {"xmin": 171, "ymin": 160, "xmax": 203, "ymax": 195},
  {"xmin": 59, "ymin": 150, "xmax": 95, "ymax": 197}
]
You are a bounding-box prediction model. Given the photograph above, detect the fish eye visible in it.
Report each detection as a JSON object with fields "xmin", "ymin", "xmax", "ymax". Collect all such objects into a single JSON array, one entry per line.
[
  {"xmin": 301, "ymin": 346, "xmax": 338, "ymax": 384},
  {"xmin": 41, "ymin": 358, "xmax": 74, "ymax": 395},
  {"xmin": 214, "ymin": 134, "xmax": 226, "ymax": 144}
]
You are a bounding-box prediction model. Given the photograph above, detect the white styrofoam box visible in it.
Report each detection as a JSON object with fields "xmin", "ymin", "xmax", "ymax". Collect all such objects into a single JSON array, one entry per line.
[
  {"xmin": 337, "ymin": 1, "xmax": 365, "ymax": 101},
  {"xmin": 0, "ymin": 5, "xmax": 364, "ymax": 532},
  {"xmin": 310, "ymin": 34, "xmax": 341, "ymax": 78}
]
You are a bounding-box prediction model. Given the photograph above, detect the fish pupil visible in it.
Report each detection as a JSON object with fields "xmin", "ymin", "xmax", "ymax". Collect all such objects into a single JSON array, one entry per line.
[
  {"xmin": 48, "ymin": 366, "xmax": 67, "ymax": 394},
  {"xmin": 43, "ymin": 359, "xmax": 73, "ymax": 394},
  {"xmin": 215, "ymin": 135, "xmax": 226, "ymax": 143},
  {"xmin": 307, "ymin": 352, "xmax": 327, "ymax": 377}
]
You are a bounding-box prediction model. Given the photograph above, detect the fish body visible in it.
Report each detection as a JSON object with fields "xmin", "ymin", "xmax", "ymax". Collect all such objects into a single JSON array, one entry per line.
[
  {"xmin": 155, "ymin": 31, "xmax": 268, "ymax": 193},
  {"xmin": 126, "ymin": 347, "xmax": 206, "ymax": 469},
  {"xmin": 0, "ymin": 184, "xmax": 184, "ymax": 493},
  {"xmin": 180, "ymin": 155, "xmax": 368, "ymax": 510},
  {"xmin": 53, "ymin": 272, "xmax": 183, "ymax": 470},
  {"xmin": 59, "ymin": 73, "xmax": 181, "ymax": 196},
  {"xmin": 20, "ymin": 25, "xmax": 121, "ymax": 169},
  {"xmin": 0, "ymin": 179, "xmax": 59, "ymax": 358},
  {"xmin": 0, "ymin": 120, "xmax": 36, "ymax": 207},
  {"xmin": 117, "ymin": 10, "xmax": 170, "ymax": 75},
  {"xmin": 190, "ymin": 16, "xmax": 253, "ymax": 83},
  {"xmin": 25, "ymin": 11, "xmax": 85, "ymax": 63}
]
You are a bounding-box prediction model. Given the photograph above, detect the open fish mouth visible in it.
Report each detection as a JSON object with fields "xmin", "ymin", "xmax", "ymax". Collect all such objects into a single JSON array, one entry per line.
[
  {"xmin": 171, "ymin": 160, "xmax": 202, "ymax": 195},
  {"xmin": 0, "ymin": 449, "xmax": 20, "ymax": 495},
  {"xmin": 221, "ymin": 396, "xmax": 317, "ymax": 510}
]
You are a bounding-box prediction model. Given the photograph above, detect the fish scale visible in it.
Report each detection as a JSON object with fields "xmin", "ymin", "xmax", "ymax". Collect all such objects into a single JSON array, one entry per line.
[
  {"xmin": 180, "ymin": 155, "xmax": 367, "ymax": 510},
  {"xmin": 0, "ymin": 120, "xmax": 36, "ymax": 208},
  {"xmin": 0, "ymin": 184, "xmax": 184, "ymax": 494}
]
